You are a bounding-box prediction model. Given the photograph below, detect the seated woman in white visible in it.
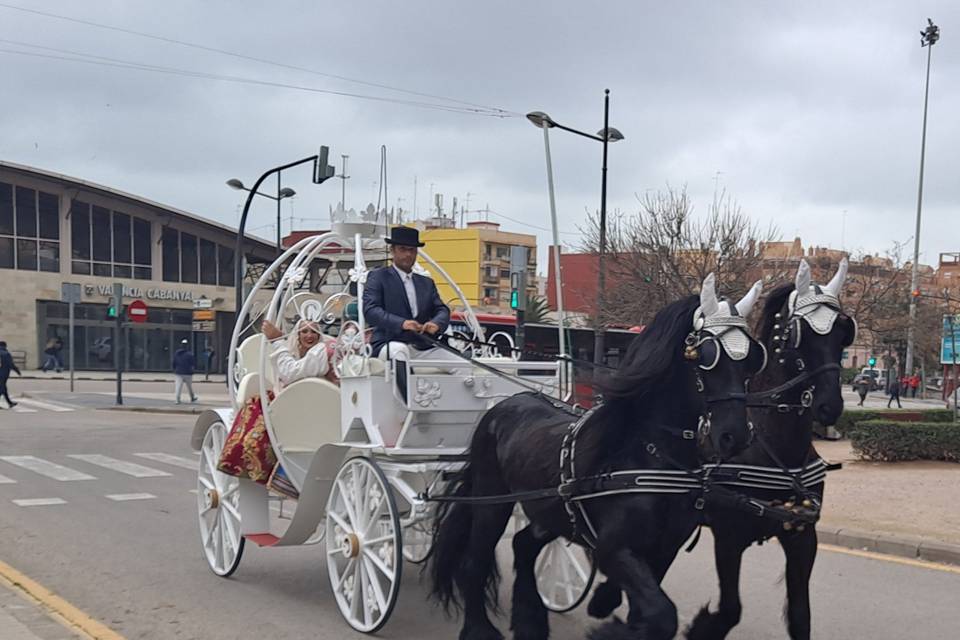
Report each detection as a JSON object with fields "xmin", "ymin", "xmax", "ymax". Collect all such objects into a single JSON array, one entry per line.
[{"xmin": 217, "ymin": 319, "xmax": 335, "ymax": 488}]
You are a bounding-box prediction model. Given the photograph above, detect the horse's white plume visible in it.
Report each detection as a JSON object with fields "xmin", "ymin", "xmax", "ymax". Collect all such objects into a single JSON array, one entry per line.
[
  {"xmin": 735, "ymin": 280, "xmax": 763, "ymax": 317},
  {"xmin": 795, "ymin": 260, "xmax": 811, "ymax": 297},
  {"xmin": 825, "ymin": 257, "xmax": 849, "ymax": 298},
  {"xmin": 700, "ymin": 273, "xmax": 719, "ymax": 317}
]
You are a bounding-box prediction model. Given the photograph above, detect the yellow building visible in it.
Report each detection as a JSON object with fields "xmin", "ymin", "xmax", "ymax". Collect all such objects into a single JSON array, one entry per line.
[{"xmin": 420, "ymin": 221, "xmax": 537, "ymax": 314}]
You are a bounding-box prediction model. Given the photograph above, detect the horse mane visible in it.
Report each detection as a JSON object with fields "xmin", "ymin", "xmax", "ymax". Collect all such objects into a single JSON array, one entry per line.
[
  {"xmin": 600, "ymin": 295, "xmax": 700, "ymax": 402},
  {"xmin": 757, "ymin": 283, "xmax": 795, "ymax": 345}
]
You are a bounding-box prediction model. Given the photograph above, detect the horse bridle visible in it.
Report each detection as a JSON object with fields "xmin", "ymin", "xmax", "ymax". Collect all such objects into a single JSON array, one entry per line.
[
  {"xmin": 746, "ymin": 295, "xmax": 851, "ymax": 415},
  {"xmin": 684, "ymin": 312, "xmax": 766, "ymax": 441}
]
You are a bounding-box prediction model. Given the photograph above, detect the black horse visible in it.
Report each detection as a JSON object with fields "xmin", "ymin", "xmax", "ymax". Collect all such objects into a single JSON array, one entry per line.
[
  {"xmin": 680, "ymin": 259, "xmax": 856, "ymax": 640},
  {"xmin": 427, "ymin": 277, "xmax": 766, "ymax": 640}
]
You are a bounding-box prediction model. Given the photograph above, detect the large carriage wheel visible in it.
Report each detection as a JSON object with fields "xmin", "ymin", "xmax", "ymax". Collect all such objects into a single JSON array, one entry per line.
[
  {"xmin": 535, "ymin": 540, "xmax": 596, "ymax": 613},
  {"xmin": 197, "ymin": 420, "xmax": 245, "ymax": 577},
  {"xmin": 326, "ymin": 457, "xmax": 403, "ymax": 633}
]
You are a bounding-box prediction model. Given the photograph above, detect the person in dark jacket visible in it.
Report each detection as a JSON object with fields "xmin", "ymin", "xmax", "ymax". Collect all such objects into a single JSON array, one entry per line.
[
  {"xmin": 362, "ymin": 226, "xmax": 452, "ymax": 362},
  {"xmin": 887, "ymin": 376, "xmax": 902, "ymax": 408},
  {"xmin": 172, "ymin": 339, "xmax": 198, "ymax": 404},
  {"xmin": 0, "ymin": 341, "xmax": 21, "ymax": 408}
]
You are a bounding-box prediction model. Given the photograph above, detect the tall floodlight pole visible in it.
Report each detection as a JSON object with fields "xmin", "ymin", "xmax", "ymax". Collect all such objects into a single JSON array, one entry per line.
[{"xmin": 905, "ymin": 18, "xmax": 940, "ymax": 376}]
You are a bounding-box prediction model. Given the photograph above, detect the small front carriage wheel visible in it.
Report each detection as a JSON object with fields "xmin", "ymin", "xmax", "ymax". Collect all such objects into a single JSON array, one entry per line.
[
  {"xmin": 326, "ymin": 457, "xmax": 403, "ymax": 633},
  {"xmin": 197, "ymin": 421, "xmax": 245, "ymax": 577},
  {"xmin": 535, "ymin": 539, "xmax": 596, "ymax": 613}
]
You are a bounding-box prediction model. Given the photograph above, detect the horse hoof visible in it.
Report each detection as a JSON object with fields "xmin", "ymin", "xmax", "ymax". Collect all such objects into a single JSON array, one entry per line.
[
  {"xmin": 587, "ymin": 582, "xmax": 623, "ymax": 619},
  {"xmin": 586, "ymin": 617, "xmax": 632, "ymax": 640}
]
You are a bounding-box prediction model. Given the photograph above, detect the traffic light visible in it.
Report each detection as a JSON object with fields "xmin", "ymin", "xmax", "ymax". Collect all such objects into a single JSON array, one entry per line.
[
  {"xmin": 509, "ymin": 246, "xmax": 528, "ymax": 312},
  {"xmin": 106, "ymin": 304, "xmax": 117, "ymax": 319},
  {"xmin": 313, "ymin": 145, "xmax": 336, "ymax": 184},
  {"xmin": 510, "ymin": 289, "xmax": 520, "ymax": 310},
  {"xmin": 868, "ymin": 356, "xmax": 877, "ymax": 367}
]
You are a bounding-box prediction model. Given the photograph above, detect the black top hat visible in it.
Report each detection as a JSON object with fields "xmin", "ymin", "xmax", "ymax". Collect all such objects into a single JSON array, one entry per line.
[{"xmin": 385, "ymin": 226, "xmax": 425, "ymax": 247}]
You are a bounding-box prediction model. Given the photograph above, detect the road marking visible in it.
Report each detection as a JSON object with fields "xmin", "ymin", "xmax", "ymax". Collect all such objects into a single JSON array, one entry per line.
[
  {"xmin": 16, "ymin": 398, "xmax": 74, "ymax": 412},
  {"xmin": 820, "ymin": 543, "xmax": 960, "ymax": 575},
  {"xmin": 11, "ymin": 405, "xmax": 38, "ymax": 413},
  {"xmin": 0, "ymin": 456, "xmax": 95, "ymax": 481},
  {"xmin": 0, "ymin": 557, "xmax": 126, "ymax": 640},
  {"xmin": 0, "ymin": 474, "xmax": 16, "ymax": 484},
  {"xmin": 12, "ymin": 498, "xmax": 67, "ymax": 507},
  {"xmin": 67, "ymin": 454, "xmax": 171, "ymax": 478},
  {"xmin": 105, "ymin": 493, "xmax": 156, "ymax": 501},
  {"xmin": 134, "ymin": 452, "xmax": 197, "ymax": 470}
]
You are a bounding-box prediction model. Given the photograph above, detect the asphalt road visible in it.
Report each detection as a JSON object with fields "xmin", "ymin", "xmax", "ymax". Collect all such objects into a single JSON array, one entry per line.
[{"xmin": 0, "ymin": 386, "xmax": 958, "ymax": 639}]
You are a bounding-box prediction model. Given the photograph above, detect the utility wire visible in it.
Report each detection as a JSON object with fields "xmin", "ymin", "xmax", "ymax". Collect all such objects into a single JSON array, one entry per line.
[
  {"xmin": 0, "ymin": 45, "xmax": 512, "ymax": 117},
  {"xmin": 0, "ymin": 2, "xmax": 520, "ymax": 117},
  {"xmin": 482, "ymin": 209, "xmax": 580, "ymax": 236}
]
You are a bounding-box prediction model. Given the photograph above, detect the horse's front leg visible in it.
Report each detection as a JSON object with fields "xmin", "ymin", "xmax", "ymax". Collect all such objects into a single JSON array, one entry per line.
[
  {"xmin": 510, "ymin": 524, "xmax": 552, "ymax": 640},
  {"xmin": 778, "ymin": 526, "xmax": 818, "ymax": 640},
  {"xmin": 685, "ymin": 526, "xmax": 750, "ymax": 640},
  {"xmin": 588, "ymin": 547, "xmax": 678, "ymax": 640}
]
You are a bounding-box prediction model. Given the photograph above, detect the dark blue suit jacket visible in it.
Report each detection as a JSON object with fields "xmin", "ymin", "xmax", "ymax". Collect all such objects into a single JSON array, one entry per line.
[{"xmin": 363, "ymin": 266, "xmax": 451, "ymax": 355}]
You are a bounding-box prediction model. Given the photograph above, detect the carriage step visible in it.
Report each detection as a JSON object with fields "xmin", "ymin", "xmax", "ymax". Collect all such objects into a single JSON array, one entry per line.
[{"xmin": 245, "ymin": 533, "xmax": 280, "ymax": 547}]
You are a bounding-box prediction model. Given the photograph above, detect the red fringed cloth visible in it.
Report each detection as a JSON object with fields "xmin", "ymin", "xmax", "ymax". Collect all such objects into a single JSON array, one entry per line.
[{"xmin": 217, "ymin": 392, "xmax": 276, "ymax": 484}]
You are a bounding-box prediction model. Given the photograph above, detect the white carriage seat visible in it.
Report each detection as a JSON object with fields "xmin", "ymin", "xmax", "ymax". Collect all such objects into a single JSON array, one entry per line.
[
  {"xmin": 267, "ymin": 378, "xmax": 341, "ymax": 454},
  {"xmin": 236, "ymin": 334, "xmax": 275, "ymax": 386},
  {"xmin": 235, "ymin": 372, "xmax": 264, "ymax": 407}
]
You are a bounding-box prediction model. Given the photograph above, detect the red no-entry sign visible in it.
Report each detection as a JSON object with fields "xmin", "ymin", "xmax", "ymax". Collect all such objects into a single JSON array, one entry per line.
[{"xmin": 127, "ymin": 299, "xmax": 148, "ymax": 323}]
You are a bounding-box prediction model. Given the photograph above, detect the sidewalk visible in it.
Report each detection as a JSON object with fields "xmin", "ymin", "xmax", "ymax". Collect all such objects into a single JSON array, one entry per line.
[
  {"xmin": 18, "ymin": 369, "xmax": 226, "ymax": 384},
  {"xmin": 815, "ymin": 438, "xmax": 960, "ymax": 565},
  {"xmin": 0, "ymin": 572, "xmax": 87, "ymax": 640}
]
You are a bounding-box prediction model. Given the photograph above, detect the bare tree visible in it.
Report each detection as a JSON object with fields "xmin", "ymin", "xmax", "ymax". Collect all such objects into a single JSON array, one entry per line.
[{"xmin": 579, "ymin": 185, "xmax": 780, "ymax": 325}]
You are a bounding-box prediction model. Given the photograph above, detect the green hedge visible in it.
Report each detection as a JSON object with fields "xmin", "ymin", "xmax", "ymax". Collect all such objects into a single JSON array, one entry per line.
[
  {"xmin": 848, "ymin": 420, "xmax": 960, "ymax": 462},
  {"xmin": 832, "ymin": 408, "xmax": 953, "ymax": 436}
]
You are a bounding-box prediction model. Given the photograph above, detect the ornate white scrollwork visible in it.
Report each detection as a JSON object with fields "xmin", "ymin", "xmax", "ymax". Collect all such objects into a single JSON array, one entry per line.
[
  {"xmin": 415, "ymin": 378, "xmax": 443, "ymax": 407},
  {"xmin": 284, "ymin": 266, "xmax": 308, "ymax": 287},
  {"xmin": 333, "ymin": 320, "xmax": 370, "ymax": 378},
  {"xmin": 348, "ymin": 266, "xmax": 368, "ymax": 285}
]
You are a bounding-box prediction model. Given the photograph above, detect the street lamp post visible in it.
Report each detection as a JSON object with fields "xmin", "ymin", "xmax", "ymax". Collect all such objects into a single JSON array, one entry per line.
[
  {"xmin": 227, "ymin": 151, "xmax": 334, "ymax": 320},
  {"xmin": 227, "ymin": 177, "xmax": 297, "ymax": 255},
  {"xmin": 905, "ymin": 18, "xmax": 940, "ymax": 376},
  {"xmin": 526, "ymin": 91, "xmax": 623, "ymax": 369}
]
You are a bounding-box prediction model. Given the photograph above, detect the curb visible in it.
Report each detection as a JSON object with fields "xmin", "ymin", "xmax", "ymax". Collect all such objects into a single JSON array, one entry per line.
[
  {"xmin": 818, "ymin": 525, "xmax": 960, "ymax": 566},
  {"xmin": 97, "ymin": 406, "xmax": 208, "ymax": 415},
  {"xmin": 20, "ymin": 375, "xmax": 225, "ymax": 384}
]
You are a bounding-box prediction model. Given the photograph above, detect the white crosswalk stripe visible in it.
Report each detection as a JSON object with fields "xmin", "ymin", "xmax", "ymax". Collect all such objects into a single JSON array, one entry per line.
[
  {"xmin": 68, "ymin": 454, "xmax": 171, "ymax": 478},
  {"xmin": 11, "ymin": 405, "xmax": 38, "ymax": 413},
  {"xmin": 13, "ymin": 498, "xmax": 67, "ymax": 507},
  {"xmin": 106, "ymin": 493, "xmax": 156, "ymax": 501},
  {"xmin": 0, "ymin": 456, "xmax": 95, "ymax": 481},
  {"xmin": 0, "ymin": 474, "xmax": 16, "ymax": 484},
  {"xmin": 134, "ymin": 452, "xmax": 198, "ymax": 470},
  {"xmin": 14, "ymin": 398, "xmax": 75, "ymax": 412}
]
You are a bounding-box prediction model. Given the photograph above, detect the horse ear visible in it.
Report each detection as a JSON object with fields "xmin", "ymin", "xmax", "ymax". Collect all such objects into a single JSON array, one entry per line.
[
  {"xmin": 735, "ymin": 280, "xmax": 763, "ymax": 317},
  {"xmin": 700, "ymin": 273, "xmax": 719, "ymax": 316},
  {"xmin": 825, "ymin": 257, "xmax": 849, "ymax": 298},
  {"xmin": 795, "ymin": 260, "xmax": 811, "ymax": 297}
]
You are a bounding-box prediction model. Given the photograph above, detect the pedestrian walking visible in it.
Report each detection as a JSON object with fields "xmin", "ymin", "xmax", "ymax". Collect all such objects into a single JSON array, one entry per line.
[
  {"xmin": 172, "ymin": 339, "xmax": 198, "ymax": 404},
  {"xmin": 0, "ymin": 341, "xmax": 21, "ymax": 408},
  {"xmin": 855, "ymin": 377, "xmax": 869, "ymax": 406},
  {"xmin": 909, "ymin": 373, "xmax": 920, "ymax": 398},
  {"xmin": 887, "ymin": 377, "xmax": 902, "ymax": 409},
  {"xmin": 40, "ymin": 337, "xmax": 64, "ymax": 372}
]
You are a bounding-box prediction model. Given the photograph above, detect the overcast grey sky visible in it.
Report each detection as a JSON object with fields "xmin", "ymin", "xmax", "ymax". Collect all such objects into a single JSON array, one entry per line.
[{"xmin": 2, "ymin": 1, "xmax": 958, "ymax": 271}]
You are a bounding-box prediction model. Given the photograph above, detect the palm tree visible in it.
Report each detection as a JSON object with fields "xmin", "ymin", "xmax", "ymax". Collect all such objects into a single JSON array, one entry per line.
[{"xmin": 524, "ymin": 294, "xmax": 553, "ymax": 324}]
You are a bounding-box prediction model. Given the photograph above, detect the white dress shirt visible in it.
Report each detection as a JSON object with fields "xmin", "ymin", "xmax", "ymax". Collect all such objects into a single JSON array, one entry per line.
[{"xmin": 393, "ymin": 265, "xmax": 418, "ymax": 317}]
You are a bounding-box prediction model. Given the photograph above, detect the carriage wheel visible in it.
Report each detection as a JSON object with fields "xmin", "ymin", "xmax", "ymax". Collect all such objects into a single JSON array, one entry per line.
[
  {"xmin": 401, "ymin": 517, "xmax": 433, "ymax": 564},
  {"xmin": 326, "ymin": 457, "xmax": 403, "ymax": 633},
  {"xmin": 197, "ymin": 421, "xmax": 245, "ymax": 577},
  {"xmin": 535, "ymin": 540, "xmax": 596, "ymax": 613}
]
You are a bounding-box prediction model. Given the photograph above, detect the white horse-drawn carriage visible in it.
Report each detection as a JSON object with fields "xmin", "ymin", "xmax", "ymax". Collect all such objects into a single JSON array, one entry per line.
[{"xmin": 190, "ymin": 214, "xmax": 595, "ymax": 632}]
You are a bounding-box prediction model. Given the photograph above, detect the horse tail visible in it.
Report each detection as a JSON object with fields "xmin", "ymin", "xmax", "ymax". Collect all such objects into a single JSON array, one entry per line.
[{"xmin": 425, "ymin": 463, "xmax": 474, "ymax": 614}]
